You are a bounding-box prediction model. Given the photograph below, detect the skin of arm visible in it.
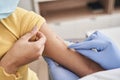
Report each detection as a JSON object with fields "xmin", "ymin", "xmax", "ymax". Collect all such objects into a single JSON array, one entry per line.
[
  {"xmin": 40, "ymin": 23, "xmax": 104, "ymax": 77},
  {"xmin": 0, "ymin": 23, "xmax": 103, "ymax": 76}
]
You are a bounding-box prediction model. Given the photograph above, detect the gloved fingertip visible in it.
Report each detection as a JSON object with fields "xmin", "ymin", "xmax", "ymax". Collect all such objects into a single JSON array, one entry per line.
[
  {"xmin": 86, "ymin": 34, "xmax": 97, "ymax": 40},
  {"xmin": 68, "ymin": 43, "xmax": 78, "ymax": 48},
  {"xmin": 93, "ymin": 31, "xmax": 102, "ymax": 36},
  {"xmin": 68, "ymin": 45, "xmax": 74, "ymax": 48}
]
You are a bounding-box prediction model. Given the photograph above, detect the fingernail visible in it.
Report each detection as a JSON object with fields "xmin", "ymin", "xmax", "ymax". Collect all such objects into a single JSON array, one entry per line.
[{"xmin": 32, "ymin": 26, "xmax": 38, "ymax": 32}]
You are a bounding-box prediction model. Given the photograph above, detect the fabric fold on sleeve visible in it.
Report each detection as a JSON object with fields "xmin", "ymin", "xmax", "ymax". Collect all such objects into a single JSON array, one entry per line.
[{"xmin": 0, "ymin": 67, "xmax": 22, "ymax": 80}]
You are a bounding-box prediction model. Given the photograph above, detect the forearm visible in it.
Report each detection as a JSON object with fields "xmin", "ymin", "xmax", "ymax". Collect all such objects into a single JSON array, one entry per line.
[
  {"xmin": 44, "ymin": 37, "xmax": 103, "ymax": 76},
  {"xmin": 40, "ymin": 23, "xmax": 104, "ymax": 77}
]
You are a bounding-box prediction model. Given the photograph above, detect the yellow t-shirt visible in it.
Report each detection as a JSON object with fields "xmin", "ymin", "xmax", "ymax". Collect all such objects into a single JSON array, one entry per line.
[{"xmin": 0, "ymin": 7, "xmax": 46, "ymax": 80}]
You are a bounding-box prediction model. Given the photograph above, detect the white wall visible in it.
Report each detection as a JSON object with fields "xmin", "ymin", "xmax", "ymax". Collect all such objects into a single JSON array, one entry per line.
[
  {"xmin": 49, "ymin": 13, "xmax": 120, "ymax": 40},
  {"xmin": 18, "ymin": 0, "xmax": 34, "ymax": 11}
]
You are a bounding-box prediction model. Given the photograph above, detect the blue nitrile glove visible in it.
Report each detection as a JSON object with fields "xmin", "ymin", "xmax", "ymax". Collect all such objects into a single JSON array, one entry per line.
[
  {"xmin": 69, "ymin": 31, "xmax": 120, "ymax": 69},
  {"xmin": 44, "ymin": 57, "xmax": 79, "ymax": 80}
]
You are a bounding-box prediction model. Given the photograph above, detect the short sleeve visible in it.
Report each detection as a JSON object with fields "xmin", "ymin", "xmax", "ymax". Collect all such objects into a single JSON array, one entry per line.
[
  {"xmin": 0, "ymin": 7, "xmax": 45, "ymax": 39},
  {"xmin": 19, "ymin": 8, "xmax": 46, "ymax": 37},
  {"xmin": 0, "ymin": 67, "xmax": 22, "ymax": 80}
]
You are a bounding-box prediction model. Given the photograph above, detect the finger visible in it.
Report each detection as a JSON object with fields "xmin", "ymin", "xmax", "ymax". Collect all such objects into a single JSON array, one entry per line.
[
  {"xmin": 77, "ymin": 49, "xmax": 97, "ymax": 56},
  {"xmin": 34, "ymin": 32, "xmax": 46, "ymax": 46},
  {"xmin": 21, "ymin": 26, "xmax": 38, "ymax": 41},
  {"xmin": 36, "ymin": 32, "xmax": 46, "ymax": 41},
  {"xmin": 36, "ymin": 32, "xmax": 46, "ymax": 40},
  {"xmin": 44, "ymin": 57, "xmax": 57, "ymax": 68},
  {"xmin": 69, "ymin": 40, "xmax": 108, "ymax": 51},
  {"xmin": 85, "ymin": 33, "xmax": 97, "ymax": 41},
  {"xmin": 93, "ymin": 31, "xmax": 110, "ymax": 40},
  {"xmin": 69, "ymin": 41, "xmax": 95, "ymax": 49},
  {"xmin": 85, "ymin": 31, "xmax": 103, "ymax": 41},
  {"xmin": 76, "ymin": 50, "xmax": 101, "ymax": 63}
]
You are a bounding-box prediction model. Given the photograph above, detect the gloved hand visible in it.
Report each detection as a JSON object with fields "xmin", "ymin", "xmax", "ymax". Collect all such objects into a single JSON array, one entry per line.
[
  {"xmin": 69, "ymin": 31, "xmax": 120, "ymax": 69},
  {"xmin": 44, "ymin": 57, "xmax": 79, "ymax": 80}
]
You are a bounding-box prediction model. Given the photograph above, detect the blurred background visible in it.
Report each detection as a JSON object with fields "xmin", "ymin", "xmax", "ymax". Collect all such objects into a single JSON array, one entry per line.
[{"xmin": 18, "ymin": 0, "xmax": 120, "ymax": 41}]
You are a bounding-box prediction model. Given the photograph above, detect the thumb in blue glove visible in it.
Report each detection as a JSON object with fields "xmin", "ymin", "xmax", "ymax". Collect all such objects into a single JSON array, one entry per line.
[
  {"xmin": 69, "ymin": 31, "xmax": 120, "ymax": 70},
  {"xmin": 44, "ymin": 57, "xmax": 80, "ymax": 80}
]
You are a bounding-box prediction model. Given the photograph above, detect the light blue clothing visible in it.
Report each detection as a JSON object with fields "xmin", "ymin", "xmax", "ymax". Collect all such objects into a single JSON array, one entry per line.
[
  {"xmin": 45, "ymin": 31, "xmax": 120, "ymax": 80},
  {"xmin": 45, "ymin": 57, "xmax": 80, "ymax": 80},
  {"xmin": 0, "ymin": 0, "xmax": 20, "ymax": 19},
  {"xmin": 69, "ymin": 31, "xmax": 120, "ymax": 69}
]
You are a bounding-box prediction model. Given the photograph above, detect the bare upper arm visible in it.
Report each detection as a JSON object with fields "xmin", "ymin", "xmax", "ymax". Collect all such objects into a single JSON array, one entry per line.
[
  {"xmin": 39, "ymin": 22, "xmax": 104, "ymax": 77},
  {"xmin": 39, "ymin": 22, "xmax": 67, "ymax": 55},
  {"xmin": 39, "ymin": 22, "xmax": 56, "ymax": 41}
]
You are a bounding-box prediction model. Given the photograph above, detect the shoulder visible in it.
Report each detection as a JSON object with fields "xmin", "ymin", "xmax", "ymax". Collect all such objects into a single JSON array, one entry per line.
[
  {"xmin": 1, "ymin": 7, "xmax": 46, "ymax": 38},
  {"xmin": 14, "ymin": 7, "xmax": 46, "ymax": 37},
  {"xmin": 15, "ymin": 7, "xmax": 45, "ymax": 21}
]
